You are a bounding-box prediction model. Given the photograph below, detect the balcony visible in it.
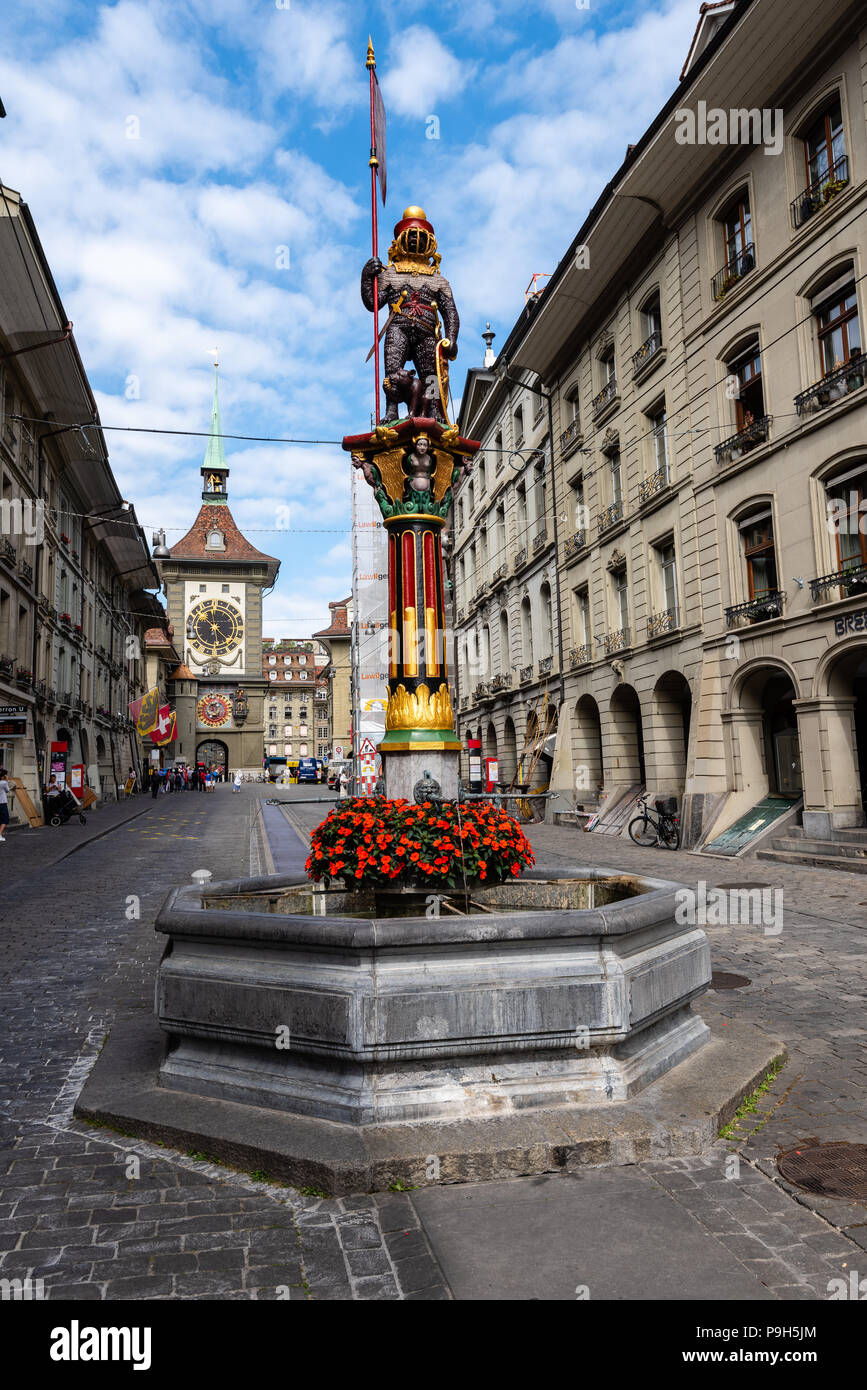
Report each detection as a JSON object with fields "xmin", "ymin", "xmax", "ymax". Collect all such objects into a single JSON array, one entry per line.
[
  {"xmin": 519, "ymin": 664, "xmax": 534, "ymax": 684},
  {"xmin": 539, "ymin": 655, "xmax": 553, "ymax": 676},
  {"xmin": 638, "ymin": 467, "xmax": 669, "ymax": 505},
  {"xmin": 491, "ymin": 673, "xmax": 512, "ymax": 692},
  {"xmin": 513, "ymin": 547, "xmax": 528, "ymax": 572},
  {"xmin": 795, "ymin": 357, "xmax": 865, "ymax": 417},
  {"xmin": 18, "ymin": 559, "xmax": 33, "ymax": 585},
  {"xmin": 560, "ymin": 418, "xmax": 584, "ymax": 458},
  {"xmin": 597, "ymin": 501, "xmax": 624, "ymax": 535},
  {"xmin": 592, "ymin": 377, "xmax": 618, "ymax": 421},
  {"xmin": 725, "ymin": 591, "xmax": 785, "ymax": 627},
  {"xmin": 715, "ymin": 414, "xmax": 772, "ymax": 465},
  {"xmin": 456, "ymin": 607, "xmax": 466, "ymax": 624},
  {"xmin": 632, "ymin": 330, "xmax": 664, "ymax": 378},
  {"xmin": 810, "ymin": 563, "xmax": 867, "ymax": 604},
  {"xmin": 601, "ymin": 628, "xmax": 630, "ymax": 654},
  {"xmin": 460, "ymin": 695, "xmax": 469, "ymax": 710},
  {"xmin": 59, "ymin": 690, "xmax": 73, "ymax": 707},
  {"xmin": 564, "ymin": 530, "xmax": 587, "ymax": 560},
  {"xmin": 16, "ymin": 667, "xmax": 33, "ymax": 687},
  {"xmin": 648, "ymin": 607, "xmax": 679, "ymax": 639},
  {"xmin": 46, "ymin": 687, "xmax": 57, "ymax": 705},
  {"xmin": 491, "ymin": 562, "xmax": 509, "ymax": 590},
  {"xmin": 532, "ymin": 529, "xmax": 549, "ymax": 555},
  {"xmin": 791, "ymin": 153, "xmax": 849, "ymax": 229},
  {"xmin": 569, "ymin": 643, "xmax": 592, "ymax": 667},
  {"xmin": 0, "ymin": 654, "xmax": 13, "ymax": 677},
  {"xmin": 711, "ymin": 242, "xmax": 755, "ymax": 302},
  {"xmin": 0, "ymin": 537, "xmax": 16, "ymax": 567},
  {"xmin": 473, "ymin": 681, "xmax": 491, "ymax": 703}
]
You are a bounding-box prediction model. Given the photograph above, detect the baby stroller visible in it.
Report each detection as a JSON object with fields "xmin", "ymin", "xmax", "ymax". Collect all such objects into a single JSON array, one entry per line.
[{"xmin": 45, "ymin": 787, "xmax": 87, "ymax": 827}]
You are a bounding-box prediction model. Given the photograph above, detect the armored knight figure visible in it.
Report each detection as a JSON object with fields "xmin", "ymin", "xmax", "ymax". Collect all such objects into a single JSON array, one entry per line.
[{"xmin": 361, "ymin": 206, "xmax": 459, "ymax": 424}]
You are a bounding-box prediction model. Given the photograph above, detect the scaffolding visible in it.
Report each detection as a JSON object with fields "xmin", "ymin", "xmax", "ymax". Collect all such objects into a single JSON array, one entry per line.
[{"xmin": 350, "ymin": 466, "xmax": 389, "ymax": 789}]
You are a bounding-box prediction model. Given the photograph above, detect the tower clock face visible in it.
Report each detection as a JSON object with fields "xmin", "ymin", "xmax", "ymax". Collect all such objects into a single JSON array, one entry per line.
[{"xmin": 187, "ymin": 598, "xmax": 244, "ymax": 658}]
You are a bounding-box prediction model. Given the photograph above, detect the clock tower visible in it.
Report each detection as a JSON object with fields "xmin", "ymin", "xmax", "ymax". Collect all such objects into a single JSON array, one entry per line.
[{"xmin": 155, "ymin": 368, "xmax": 279, "ymax": 775}]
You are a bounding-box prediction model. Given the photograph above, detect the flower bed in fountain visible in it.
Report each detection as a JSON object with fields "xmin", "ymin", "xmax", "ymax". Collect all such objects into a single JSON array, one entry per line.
[{"xmin": 305, "ymin": 796, "xmax": 534, "ymax": 890}]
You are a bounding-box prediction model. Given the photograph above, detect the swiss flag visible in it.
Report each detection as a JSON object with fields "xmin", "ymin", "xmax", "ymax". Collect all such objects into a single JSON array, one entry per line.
[{"xmin": 151, "ymin": 705, "xmax": 176, "ymax": 744}]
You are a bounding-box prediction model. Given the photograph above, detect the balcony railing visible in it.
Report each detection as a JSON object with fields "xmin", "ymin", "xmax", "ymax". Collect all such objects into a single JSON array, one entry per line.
[
  {"xmin": 519, "ymin": 664, "xmax": 534, "ymax": 684},
  {"xmin": 59, "ymin": 690, "xmax": 73, "ymax": 706},
  {"xmin": 513, "ymin": 547, "xmax": 528, "ymax": 571},
  {"xmin": 0, "ymin": 538, "xmax": 16, "ymax": 567},
  {"xmin": 491, "ymin": 673, "xmax": 512, "ymax": 692},
  {"xmin": 810, "ymin": 563, "xmax": 867, "ymax": 604},
  {"xmin": 456, "ymin": 607, "xmax": 466, "ymax": 624},
  {"xmin": 648, "ymin": 607, "xmax": 679, "ymax": 638},
  {"xmin": 0, "ymin": 654, "xmax": 13, "ymax": 677},
  {"xmin": 592, "ymin": 377, "xmax": 618, "ymax": 417},
  {"xmin": 725, "ymin": 590, "xmax": 785, "ymax": 627},
  {"xmin": 598, "ymin": 501, "xmax": 624, "ymax": 534},
  {"xmin": 569, "ymin": 644, "xmax": 592, "ymax": 667},
  {"xmin": 18, "ymin": 559, "xmax": 33, "ymax": 584},
  {"xmin": 460, "ymin": 695, "xmax": 469, "ymax": 710},
  {"xmin": 712, "ymin": 241, "xmax": 755, "ymax": 301},
  {"xmin": 564, "ymin": 530, "xmax": 587, "ymax": 559},
  {"xmin": 491, "ymin": 562, "xmax": 509, "ymax": 588},
  {"xmin": 632, "ymin": 330, "xmax": 663, "ymax": 375},
  {"xmin": 539, "ymin": 655, "xmax": 553, "ymax": 675},
  {"xmin": 795, "ymin": 357, "xmax": 865, "ymax": 417},
  {"xmin": 472, "ymin": 681, "xmax": 490, "ymax": 702},
  {"xmin": 532, "ymin": 529, "xmax": 548, "ymax": 555},
  {"xmin": 715, "ymin": 414, "xmax": 772, "ymax": 464},
  {"xmin": 791, "ymin": 153, "xmax": 849, "ymax": 228},
  {"xmin": 560, "ymin": 418, "xmax": 584, "ymax": 456},
  {"xmin": 601, "ymin": 627, "xmax": 630, "ymax": 654},
  {"xmin": 638, "ymin": 467, "xmax": 669, "ymax": 504}
]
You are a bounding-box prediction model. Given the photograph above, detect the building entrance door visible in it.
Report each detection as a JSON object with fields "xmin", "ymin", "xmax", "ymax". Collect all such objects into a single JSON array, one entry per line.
[{"xmin": 774, "ymin": 731, "xmax": 802, "ymax": 796}]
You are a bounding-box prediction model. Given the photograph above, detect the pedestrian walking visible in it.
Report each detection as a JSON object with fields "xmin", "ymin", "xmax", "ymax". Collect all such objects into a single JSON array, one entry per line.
[
  {"xmin": 0, "ymin": 768, "xmax": 11, "ymax": 843},
  {"xmin": 339, "ymin": 767, "xmax": 350, "ymax": 800},
  {"xmin": 232, "ymin": 770, "xmax": 242, "ymax": 794},
  {"xmin": 151, "ymin": 770, "xmax": 160, "ymax": 799}
]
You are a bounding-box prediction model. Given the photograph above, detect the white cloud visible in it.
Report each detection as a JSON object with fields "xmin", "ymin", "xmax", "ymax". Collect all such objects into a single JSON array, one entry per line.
[{"xmin": 381, "ymin": 26, "xmax": 472, "ymax": 119}]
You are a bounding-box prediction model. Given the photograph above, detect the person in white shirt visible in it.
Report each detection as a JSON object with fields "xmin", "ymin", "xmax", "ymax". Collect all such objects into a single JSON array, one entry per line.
[{"xmin": 0, "ymin": 768, "xmax": 11, "ymax": 842}]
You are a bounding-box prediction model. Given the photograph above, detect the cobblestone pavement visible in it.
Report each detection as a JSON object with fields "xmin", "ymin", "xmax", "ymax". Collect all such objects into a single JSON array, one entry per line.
[{"xmin": 0, "ymin": 786, "xmax": 864, "ymax": 1300}]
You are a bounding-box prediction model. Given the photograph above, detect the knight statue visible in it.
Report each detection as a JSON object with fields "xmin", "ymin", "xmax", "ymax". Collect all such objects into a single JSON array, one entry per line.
[{"xmin": 361, "ymin": 206, "xmax": 459, "ymax": 424}]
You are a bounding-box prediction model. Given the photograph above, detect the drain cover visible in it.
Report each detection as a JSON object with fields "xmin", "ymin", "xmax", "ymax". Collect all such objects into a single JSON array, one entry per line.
[
  {"xmin": 778, "ymin": 1143, "xmax": 867, "ymax": 1200},
  {"xmin": 710, "ymin": 971, "xmax": 751, "ymax": 989}
]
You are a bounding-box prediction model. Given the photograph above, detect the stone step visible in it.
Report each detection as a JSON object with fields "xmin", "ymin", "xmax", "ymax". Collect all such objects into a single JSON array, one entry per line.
[
  {"xmin": 755, "ymin": 846, "xmax": 867, "ymax": 873},
  {"xmin": 784, "ymin": 825, "xmax": 867, "ymax": 845},
  {"xmin": 768, "ymin": 835, "xmax": 867, "ymax": 859}
]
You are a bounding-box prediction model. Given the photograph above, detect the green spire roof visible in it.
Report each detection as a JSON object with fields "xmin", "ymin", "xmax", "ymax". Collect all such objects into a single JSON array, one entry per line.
[{"xmin": 203, "ymin": 364, "xmax": 227, "ymax": 474}]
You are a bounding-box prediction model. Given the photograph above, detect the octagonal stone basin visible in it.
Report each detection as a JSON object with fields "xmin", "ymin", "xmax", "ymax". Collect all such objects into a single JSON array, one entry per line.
[{"xmin": 154, "ymin": 867, "xmax": 711, "ymax": 1126}]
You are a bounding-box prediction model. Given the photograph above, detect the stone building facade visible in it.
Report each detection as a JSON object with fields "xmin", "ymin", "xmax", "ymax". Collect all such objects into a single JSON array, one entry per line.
[
  {"xmin": 262, "ymin": 638, "xmax": 331, "ymax": 762},
  {"xmin": 454, "ymin": 0, "xmax": 867, "ymax": 847},
  {"xmin": 0, "ymin": 183, "xmax": 158, "ymax": 818},
  {"xmin": 313, "ymin": 596, "xmax": 352, "ymax": 760}
]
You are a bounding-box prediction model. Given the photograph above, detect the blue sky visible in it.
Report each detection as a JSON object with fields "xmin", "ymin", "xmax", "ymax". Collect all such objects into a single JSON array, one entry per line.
[{"xmin": 0, "ymin": 0, "xmax": 701, "ymax": 636}]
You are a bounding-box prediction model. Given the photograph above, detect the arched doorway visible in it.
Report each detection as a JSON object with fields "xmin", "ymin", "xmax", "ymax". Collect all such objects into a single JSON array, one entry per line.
[
  {"xmin": 651, "ymin": 671, "xmax": 692, "ymax": 794},
  {"xmin": 502, "ymin": 716, "xmax": 517, "ymax": 785},
  {"xmin": 574, "ymin": 694, "xmax": 604, "ymax": 793},
  {"xmin": 197, "ymin": 739, "xmax": 228, "ymax": 775},
  {"xmin": 608, "ymin": 684, "xmax": 645, "ymax": 786},
  {"xmin": 730, "ymin": 665, "xmax": 802, "ymax": 798},
  {"xmin": 816, "ymin": 645, "xmax": 867, "ymax": 817}
]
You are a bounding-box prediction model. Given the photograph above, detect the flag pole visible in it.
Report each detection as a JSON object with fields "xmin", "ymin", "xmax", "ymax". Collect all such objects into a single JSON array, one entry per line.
[{"xmin": 366, "ymin": 36, "xmax": 381, "ymax": 424}]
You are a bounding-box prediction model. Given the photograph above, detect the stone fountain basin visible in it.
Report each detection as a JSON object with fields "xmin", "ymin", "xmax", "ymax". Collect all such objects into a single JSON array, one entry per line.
[{"xmin": 154, "ymin": 867, "xmax": 711, "ymax": 1126}]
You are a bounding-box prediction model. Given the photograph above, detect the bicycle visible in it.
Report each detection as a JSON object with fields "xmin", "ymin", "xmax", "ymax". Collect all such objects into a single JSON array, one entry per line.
[{"xmin": 627, "ymin": 794, "xmax": 681, "ymax": 850}]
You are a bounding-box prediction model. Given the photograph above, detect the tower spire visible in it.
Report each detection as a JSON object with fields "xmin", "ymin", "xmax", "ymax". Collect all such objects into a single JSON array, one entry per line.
[{"xmin": 201, "ymin": 360, "xmax": 229, "ymax": 502}]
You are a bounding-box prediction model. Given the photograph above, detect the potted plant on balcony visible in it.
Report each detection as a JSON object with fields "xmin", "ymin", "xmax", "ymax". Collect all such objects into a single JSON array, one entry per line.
[
  {"xmin": 821, "ymin": 176, "xmax": 847, "ymax": 204},
  {"xmin": 847, "ymin": 348, "xmax": 864, "ymax": 393},
  {"xmin": 750, "ymin": 595, "xmax": 782, "ymax": 623},
  {"xmin": 59, "ymin": 611, "xmax": 71, "ymax": 624},
  {"xmin": 841, "ymin": 564, "xmax": 867, "ymax": 597}
]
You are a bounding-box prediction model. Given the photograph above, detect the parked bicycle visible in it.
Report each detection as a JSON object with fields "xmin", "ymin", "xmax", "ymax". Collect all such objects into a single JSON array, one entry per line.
[{"xmin": 628, "ymin": 794, "xmax": 680, "ymax": 850}]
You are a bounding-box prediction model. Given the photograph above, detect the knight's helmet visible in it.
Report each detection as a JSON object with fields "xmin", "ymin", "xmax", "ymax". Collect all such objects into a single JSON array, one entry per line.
[{"xmin": 388, "ymin": 206, "xmax": 441, "ymax": 270}]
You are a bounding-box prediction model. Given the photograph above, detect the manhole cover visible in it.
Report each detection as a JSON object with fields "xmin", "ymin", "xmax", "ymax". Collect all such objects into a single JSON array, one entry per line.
[
  {"xmin": 710, "ymin": 971, "xmax": 751, "ymax": 990},
  {"xmin": 778, "ymin": 1143, "xmax": 867, "ymax": 1199}
]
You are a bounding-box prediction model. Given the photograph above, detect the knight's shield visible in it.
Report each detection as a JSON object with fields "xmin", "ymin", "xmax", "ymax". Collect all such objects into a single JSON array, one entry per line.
[{"xmin": 435, "ymin": 339, "xmax": 451, "ymax": 423}]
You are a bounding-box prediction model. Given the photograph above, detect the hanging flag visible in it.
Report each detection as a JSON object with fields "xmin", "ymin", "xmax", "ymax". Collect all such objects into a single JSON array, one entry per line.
[
  {"xmin": 128, "ymin": 694, "xmax": 144, "ymax": 726},
  {"xmin": 151, "ymin": 708, "xmax": 177, "ymax": 746},
  {"xmin": 372, "ymin": 67, "xmax": 386, "ymax": 205},
  {"xmin": 136, "ymin": 688, "xmax": 160, "ymax": 736}
]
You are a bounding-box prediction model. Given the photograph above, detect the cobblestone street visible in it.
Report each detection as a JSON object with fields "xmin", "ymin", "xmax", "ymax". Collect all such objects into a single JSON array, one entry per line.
[{"xmin": 0, "ymin": 785, "xmax": 865, "ymax": 1300}]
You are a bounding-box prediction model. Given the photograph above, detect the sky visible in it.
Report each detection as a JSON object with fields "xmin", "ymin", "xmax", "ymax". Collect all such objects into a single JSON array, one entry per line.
[{"xmin": 0, "ymin": 0, "xmax": 702, "ymax": 637}]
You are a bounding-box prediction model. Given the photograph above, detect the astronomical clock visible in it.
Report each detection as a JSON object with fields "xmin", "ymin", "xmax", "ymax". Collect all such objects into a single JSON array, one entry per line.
[
  {"xmin": 196, "ymin": 691, "xmax": 234, "ymax": 729},
  {"xmin": 184, "ymin": 581, "xmax": 246, "ymax": 677}
]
